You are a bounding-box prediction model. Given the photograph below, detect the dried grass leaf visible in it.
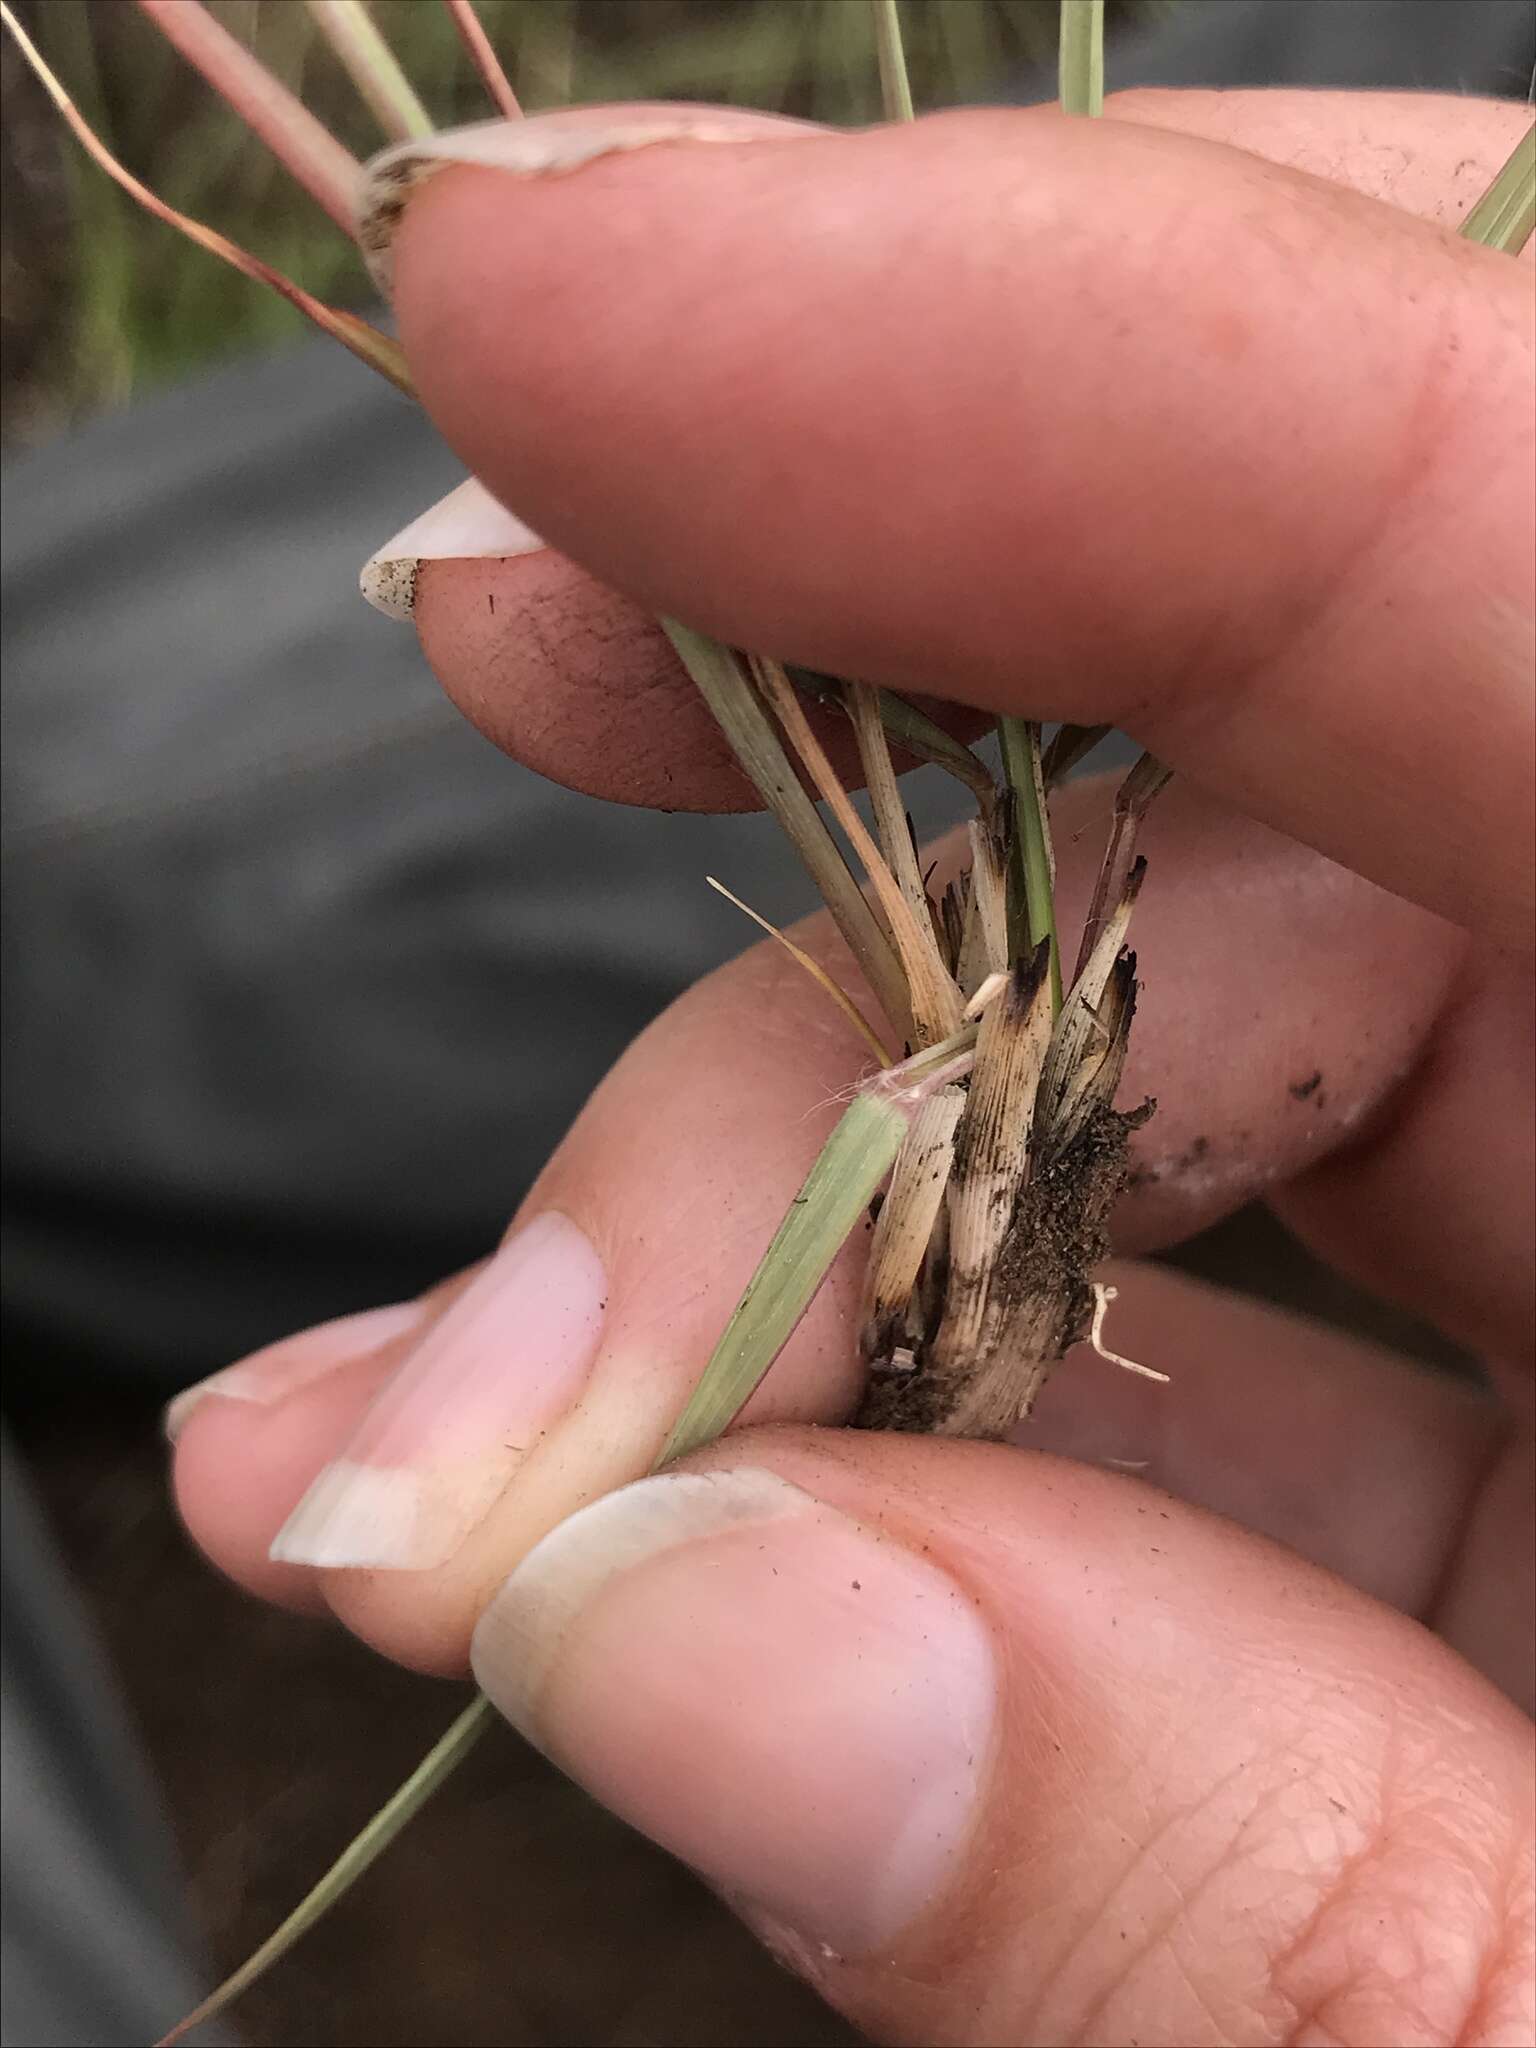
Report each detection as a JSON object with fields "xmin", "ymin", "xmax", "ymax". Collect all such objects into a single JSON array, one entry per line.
[{"xmin": 860, "ymin": 1083, "xmax": 964, "ymax": 1365}]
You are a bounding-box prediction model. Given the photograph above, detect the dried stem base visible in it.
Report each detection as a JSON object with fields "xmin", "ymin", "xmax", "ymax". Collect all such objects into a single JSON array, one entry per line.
[{"xmin": 854, "ymin": 1096, "xmax": 1150, "ymax": 1438}]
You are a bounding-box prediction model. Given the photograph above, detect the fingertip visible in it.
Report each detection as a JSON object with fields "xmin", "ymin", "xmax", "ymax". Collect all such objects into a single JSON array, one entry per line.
[
  {"xmin": 411, "ymin": 552, "xmax": 991, "ymax": 809},
  {"xmin": 172, "ymin": 1353, "xmax": 397, "ymax": 1617},
  {"xmin": 412, "ymin": 553, "xmax": 761, "ymax": 811}
]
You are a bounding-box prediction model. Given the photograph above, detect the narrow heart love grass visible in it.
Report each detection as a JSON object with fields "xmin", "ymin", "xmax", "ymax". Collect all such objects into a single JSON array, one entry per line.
[
  {"xmin": 10, "ymin": 2, "xmax": 1531, "ymax": 2039},
  {"xmin": 659, "ymin": 1078, "xmax": 937, "ymax": 1464},
  {"xmin": 664, "ymin": 623, "xmax": 915, "ymax": 1041},
  {"xmin": 750, "ymin": 652, "xmax": 965, "ymax": 1045},
  {"xmin": 153, "ymin": 1695, "xmax": 495, "ymax": 2048},
  {"xmin": 0, "ymin": 3, "xmax": 412, "ymax": 397},
  {"xmin": 1461, "ymin": 121, "xmax": 1535, "ymax": 252},
  {"xmin": 790, "ymin": 668, "xmax": 1000, "ymax": 816},
  {"xmin": 1057, "ymin": 0, "xmax": 1104, "ymax": 117},
  {"xmin": 132, "ymin": 0, "xmax": 361, "ymax": 231},
  {"xmin": 443, "ymin": 0, "xmax": 522, "ymax": 119},
  {"xmin": 705, "ymin": 875, "xmax": 898, "ymax": 1068},
  {"xmin": 873, "ymin": 0, "xmax": 915, "ymax": 124},
  {"xmin": 304, "ymin": 0, "xmax": 434, "ymax": 143},
  {"xmin": 997, "ymin": 713, "xmax": 1065, "ymax": 1009},
  {"xmin": 1042, "ymin": 719, "xmax": 1113, "ymax": 787}
]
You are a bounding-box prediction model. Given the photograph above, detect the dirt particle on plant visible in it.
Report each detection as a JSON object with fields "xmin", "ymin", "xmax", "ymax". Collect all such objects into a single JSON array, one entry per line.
[{"xmin": 855, "ymin": 1095, "xmax": 1151, "ymax": 1439}]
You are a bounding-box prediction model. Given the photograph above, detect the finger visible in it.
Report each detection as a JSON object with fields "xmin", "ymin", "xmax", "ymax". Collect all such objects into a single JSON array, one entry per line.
[
  {"xmin": 469, "ymin": 1431, "xmax": 1535, "ymax": 2047},
  {"xmin": 1276, "ymin": 948, "xmax": 1536, "ymax": 1371},
  {"xmin": 362, "ymin": 478, "xmax": 988, "ymax": 811},
  {"xmin": 172, "ymin": 779, "xmax": 1475, "ymax": 1671},
  {"xmin": 169, "ymin": 1271, "xmax": 480, "ymax": 1617},
  {"xmin": 365, "ymin": 87, "xmax": 1530, "ymax": 816},
  {"xmin": 382, "ymin": 92, "xmax": 1533, "ymax": 940},
  {"xmin": 357, "ymin": 103, "xmax": 987, "ymax": 814},
  {"xmin": 1028, "ymin": 1258, "xmax": 1503, "ymax": 1627},
  {"xmin": 177, "ymin": 1237, "xmax": 1514, "ymax": 1683}
]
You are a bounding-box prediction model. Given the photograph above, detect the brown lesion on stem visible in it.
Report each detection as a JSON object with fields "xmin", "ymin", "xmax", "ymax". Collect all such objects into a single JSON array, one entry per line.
[
  {"xmin": 856, "ymin": 932, "xmax": 1155, "ymax": 1440},
  {"xmin": 857, "ymin": 1092, "xmax": 1152, "ymax": 1438}
]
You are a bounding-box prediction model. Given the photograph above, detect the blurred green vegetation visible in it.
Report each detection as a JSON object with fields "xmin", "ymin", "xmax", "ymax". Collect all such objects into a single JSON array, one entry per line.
[{"xmin": 1, "ymin": 0, "xmax": 1160, "ymax": 440}]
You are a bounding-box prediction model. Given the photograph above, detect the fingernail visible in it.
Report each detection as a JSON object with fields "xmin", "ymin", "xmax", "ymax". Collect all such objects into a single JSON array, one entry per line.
[
  {"xmin": 358, "ymin": 106, "xmax": 817, "ymax": 293},
  {"xmin": 164, "ymin": 1300, "xmax": 425, "ymax": 1444},
  {"xmin": 270, "ymin": 1214, "xmax": 605, "ymax": 1571},
  {"xmin": 360, "ymin": 476, "xmax": 545, "ymax": 621},
  {"xmin": 472, "ymin": 1468, "xmax": 995, "ymax": 1958}
]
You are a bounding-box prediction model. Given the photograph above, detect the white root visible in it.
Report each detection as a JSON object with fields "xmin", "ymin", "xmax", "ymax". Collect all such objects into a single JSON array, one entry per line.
[{"xmin": 1087, "ymin": 1284, "xmax": 1170, "ymax": 1383}]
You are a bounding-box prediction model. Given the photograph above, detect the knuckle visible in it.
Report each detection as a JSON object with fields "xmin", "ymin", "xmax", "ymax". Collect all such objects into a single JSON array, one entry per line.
[
  {"xmin": 1257, "ymin": 1695, "xmax": 1530, "ymax": 2048},
  {"xmin": 1041, "ymin": 1676, "xmax": 1530, "ymax": 2048}
]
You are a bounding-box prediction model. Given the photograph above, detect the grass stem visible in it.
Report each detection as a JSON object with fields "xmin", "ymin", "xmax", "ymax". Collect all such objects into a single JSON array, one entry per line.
[
  {"xmin": 707, "ymin": 876, "xmax": 896, "ymax": 1067},
  {"xmin": 154, "ymin": 1696, "xmax": 495, "ymax": 2046},
  {"xmin": 753, "ymin": 656, "xmax": 962, "ymax": 1045},
  {"xmin": 1460, "ymin": 123, "xmax": 1535, "ymax": 253},
  {"xmin": 443, "ymin": 0, "xmax": 523, "ymax": 119},
  {"xmin": 0, "ymin": 3, "xmax": 411, "ymax": 394},
  {"xmin": 846, "ymin": 681, "xmax": 945, "ymax": 952},
  {"xmin": 658, "ymin": 1088, "xmax": 911, "ymax": 1462},
  {"xmin": 792, "ymin": 674, "xmax": 997, "ymax": 815},
  {"xmin": 1071, "ymin": 752, "xmax": 1169, "ymax": 985},
  {"xmin": 997, "ymin": 716, "xmax": 1063, "ymax": 1012},
  {"xmin": 132, "ymin": 0, "xmax": 360, "ymax": 233},
  {"xmin": 1057, "ymin": 0, "xmax": 1104, "ymax": 118},
  {"xmin": 304, "ymin": 0, "xmax": 434, "ymax": 142},
  {"xmin": 665, "ymin": 624, "xmax": 913, "ymax": 1043},
  {"xmin": 871, "ymin": 0, "xmax": 913, "ymax": 123}
]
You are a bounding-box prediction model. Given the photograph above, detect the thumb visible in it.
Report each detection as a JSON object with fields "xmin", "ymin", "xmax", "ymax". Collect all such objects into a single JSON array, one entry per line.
[{"xmin": 470, "ymin": 1431, "xmax": 1532, "ymax": 2048}]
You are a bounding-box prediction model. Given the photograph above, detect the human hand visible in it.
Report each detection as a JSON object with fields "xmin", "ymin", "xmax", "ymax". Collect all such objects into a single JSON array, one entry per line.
[{"xmin": 171, "ymin": 91, "xmax": 1533, "ymax": 2044}]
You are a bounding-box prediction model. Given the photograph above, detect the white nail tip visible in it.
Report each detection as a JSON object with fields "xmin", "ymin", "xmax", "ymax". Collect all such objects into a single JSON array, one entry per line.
[
  {"xmin": 357, "ymin": 111, "xmax": 809, "ymax": 292},
  {"xmin": 163, "ymin": 1371, "xmax": 266, "ymax": 1444},
  {"xmin": 164, "ymin": 1301, "xmax": 425, "ymax": 1445},
  {"xmin": 360, "ymin": 477, "xmax": 544, "ymax": 620},
  {"xmin": 472, "ymin": 1468, "xmax": 813, "ymax": 1735},
  {"xmin": 269, "ymin": 1459, "xmax": 433, "ymax": 1569}
]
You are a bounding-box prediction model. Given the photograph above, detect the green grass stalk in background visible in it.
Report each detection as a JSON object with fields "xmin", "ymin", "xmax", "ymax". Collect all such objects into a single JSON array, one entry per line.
[{"xmin": 3, "ymin": 0, "xmax": 1160, "ymax": 442}]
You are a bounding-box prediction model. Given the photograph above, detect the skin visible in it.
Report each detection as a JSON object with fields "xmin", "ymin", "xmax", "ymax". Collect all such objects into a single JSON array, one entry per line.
[{"xmin": 174, "ymin": 91, "xmax": 1533, "ymax": 2045}]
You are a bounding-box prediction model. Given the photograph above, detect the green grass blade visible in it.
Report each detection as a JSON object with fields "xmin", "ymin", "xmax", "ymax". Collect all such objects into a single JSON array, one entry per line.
[
  {"xmin": 998, "ymin": 0, "xmax": 1108, "ymax": 1010},
  {"xmin": 1460, "ymin": 124, "xmax": 1535, "ymax": 253},
  {"xmin": 872, "ymin": 0, "xmax": 913, "ymax": 123},
  {"xmin": 304, "ymin": 0, "xmax": 434, "ymax": 141},
  {"xmin": 154, "ymin": 1695, "xmax": 495, "ymax": 2045},
  {"xmin": 159, "ymin": 1078, "xmax": 914, "ymax": 2040},
  {"xmin": 1040, "ymin": 721, "xmax": 1110, "ymax": 788},
  {"xmin": 658, "ymin": 1090, "xmax": 910, "ymax": 1463},
  {"xmin": 791, "ymin": 671, "xmax": 997, "ymax": 814},
  {"xmin": 992, "ymin": 2, "xmax": 1107, "ymax": 1007},
  {"xmin": 0, "ymin": 3, "xmax": 413, "ymax": 397},
  {"xmin": 665, "ymin": 621, "xmax": 913, "ymax": 1042},
  {"xmin": 997, "ymin": 715, "xmax": 1063, "ymax": 1012},
  {"xmin": 1058, "ymin": 0, "xmax": 1104, "ymax": 118}
]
